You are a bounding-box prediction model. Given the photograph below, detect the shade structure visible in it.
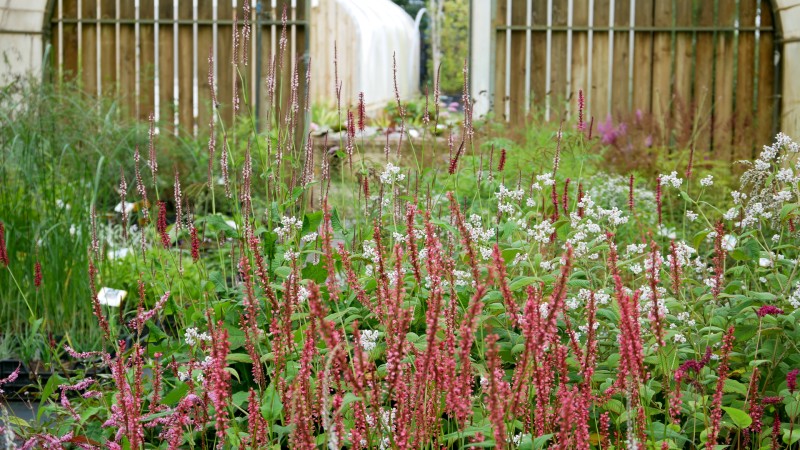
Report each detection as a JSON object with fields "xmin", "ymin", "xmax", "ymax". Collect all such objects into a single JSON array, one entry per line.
[{"xmin": 309, "ymin": 0, "xmax": 420, "ymax": 110}]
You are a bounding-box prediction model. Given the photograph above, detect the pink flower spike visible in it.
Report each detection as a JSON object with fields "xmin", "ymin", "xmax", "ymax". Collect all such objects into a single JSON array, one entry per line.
[
  {"xmin": 756, "ymin": 305, "xmax": 784, "ymax": 317},
  {"xmin": 788, "ymin": 368, "xmax": 798, "ymax": 394}
]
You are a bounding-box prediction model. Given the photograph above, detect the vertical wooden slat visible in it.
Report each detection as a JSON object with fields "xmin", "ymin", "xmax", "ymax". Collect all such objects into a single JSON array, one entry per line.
[
  {"xmin": 524, "ymin": 0, "xmax": 532, "ymax": 115},
  {"xmin": 530, "ymin": 0, "xmax": 547, "ymax": 116},
  {"xmin": 81, "ymin": 0, "xmax": 97, "ymax": 93},
  {"xmin": 565, "ymin": 0, "xmax": 574, "ymax": 117},
  {"xmin": 544, "ymin": 0, "xmax": 552, "ymax": 119},
  {"xmin": 550, "ymin": 0, "xmax": 569, "ymax": 119},
  {"xmin": 714, "ymin": 0, "xmax": 736, "ymax": 159},
  {"xmin": 509, "ymin": 0, "xmax": 528, "ymax": 122},
  {"xmin": 179, "ymin": 0, "xmax": 194, "ymax": 134},
  {"xmin": 672, "ymin": 0, "xmax": 693, "ymax": 146},
  {"xmin": 734, "ymin": 0, "xmax": 757, "ymax": 159},
  {"xmin": 694, "ymin": 0, "xmax": 715, "ymax": 152},
  {"xmin": 58, "ymin": 0, "xmax": 64, "ymax": 81},
  {"xmin": 197, "ymin": 0, "xmax": 214, "ymax": 131},
  {"xmin": 157, "ymin": 0, "xmax": 175, "ymax": 133},
  {"xmin": 216, "ymin": 0, "xmax": 233, "ymax": 125},
  {"xmin": 756, "ymin": 0, "xmax": 775, "ymax": 147},
  {"xmin": 119, "ymin": 0, "xmax": 135, "ymax": 117},
  {"xmin": 494, "ymin": 1, "xmax": 508, "ymax": 121},
  {"xmin": 589, "ymin": 0, "xmax": 609, "ymax": 122},
  {"xmin": 173, "ymin": 0, "xmax": 180, "ymax": 132},
  {"xmin": 295, "ymin": 0, "xmax": 309, "ymax": 117},
  {"xmin": 290, "ymin": 0, "xmax": 297, "ymax": 87},
  {"xmin": 626, "ymin": 0, "xmax": 634, "ymax": 111},
  {"xmin": 95, "ymin": 0, "xmax": 101, "ymax": 97},
  {"xmin": 77, "ymin": 0, "xmax": 82, "ymax": 79},
  {"xmin": 571, "ymin": 0, "xmax": 589, "ymax": 116},
  {"xmin": 610, "ymin": 0, "xmax": 630, "ymax": 116},
  {"xmin": 605, "ymin": 0, "xmax": 614, "ymax": 118},
  {"xmin": 632, "ymin": 0, "xmax": 653, "ymax": 115},
  {"xmin": 115, "ymin": 0, "xmax": 120, "ymax": 99},
  {"xmin": 139, "ymin": 0, "xmax": 155, "ymax": 121},
  {"xmin": 100, "ymin": 0, "xmax": 116, "ymax": 98},
  {"xmin": 249, "ymin": 0, "xmax": 257, "ymax": 115},
  {"xmin": 192, "ymin": 0, "xmax": 199, "ymax": 135},
  {"xmin": 650, "ymin": 0, "xmax": 671, "ymax": 134}
]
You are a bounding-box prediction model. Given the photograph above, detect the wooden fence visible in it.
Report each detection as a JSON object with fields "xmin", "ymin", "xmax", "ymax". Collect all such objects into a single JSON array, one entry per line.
[
  {"xmin": 492, "ymin": 0, "xmax": 781, "ymax": 159},
  {"xmin": 50, "ymin": 0, "xmax": 308, "ymax": 136}
]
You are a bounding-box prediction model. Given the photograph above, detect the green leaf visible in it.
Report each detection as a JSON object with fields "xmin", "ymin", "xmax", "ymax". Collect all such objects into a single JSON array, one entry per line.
[
  {"xmin": 722, "ymin": 406, "xmax": 752, "ymax": 429},
  {"xmin": 232, "ymin": 390, "xmax": 249, "ymax": 408},
  {"xmin": 532, "ymin": 434, "xmax": 553, "ymax": 449},
  {"xmin": 226, "ymin": 353, "xmax": 253, "ymax": 364},
  {"xmin": 784, "ymin": 428, "xmax": 800, "ymax": 445},
  {"xmin": 274, "ymin": 266, "xmax": 292, "ymax": 279},
  {"xmin": 162, "ymin": 383, "xmax": 190, "ymax": 406},
  {"xmin": 786, "ymin": 400, "xmax": 800, "ymax": 419},
  {"xmin": 460, "ymin": 441, "xmax": 496, "ymax": 449},
  {"xmin": 509, "ymin": 276, "xmax": 538, "ymax": 291},
  {"xmin": 730, "ymin": 239, "xmax": 760, "ymax": 261},
  {"xmin": 723, "ymin": 379, "xmax": 748, "ymax": 396},
  {"xmin": 779, "ymin": 203, "xmax": 799, "ymax": 221},
  {"xmin": 331, "ymin": 208, "xmax": 347, "ymax": 236},
  {"xmin": 302, "ymin": 211, "xmax": 323, "ymax": 233},
  {"xmin": 202, "ymin": 214, "xmax": 238, "ymax": 238},
  {"xmin": 302, "ymin": 261, "xmax": 328, "ymax": 283},
  {"xmin": 208, "ymin": 271, "xmax": 228, "ymax": 293},
  {"xmin": 337, "ymin": 392, "xmax": 362, "ymax": 413}
]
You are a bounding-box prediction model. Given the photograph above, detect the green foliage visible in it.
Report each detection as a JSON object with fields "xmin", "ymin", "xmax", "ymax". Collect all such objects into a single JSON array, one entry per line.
[{"xmin": 428, "ymin": 0, "xmax": 470, "ymax": 94}]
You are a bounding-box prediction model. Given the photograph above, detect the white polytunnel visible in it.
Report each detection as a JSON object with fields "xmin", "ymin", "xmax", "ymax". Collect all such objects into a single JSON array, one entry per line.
[{"xmin": 309, "ymin": 0, "xmax": 421, "ymax": 110}]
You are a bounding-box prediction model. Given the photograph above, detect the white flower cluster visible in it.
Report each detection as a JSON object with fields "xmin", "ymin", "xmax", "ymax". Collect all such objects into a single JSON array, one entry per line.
[
  {"xmin": 560, "ymin": 196, "xmax": 615, "ymax": 258},
  {"xmin": 566, "ymin": 288, "xmax": 609, "ymax": 310},
  {"xmin": 676, "ymin": 312, "xmax": 696, "ymax": 327},
  {"xmin": 274, "ymin": 215, "xmax": 303, "ymax": 240},
  {"xmin": 595, "ymin": 206, "xmax": 628, "ymax": 226},
  {"xmin": 301, "ymin": 232, "xmax": 318, "ymax": 243},
  {"xmin": 667, "ymin": 241, "xmax": 696, "ymax": 268},
  {"xmin": 743, "ymin": 202, "xmax": 775, "ymax": 228},
  {"xmin": 540, "ymin": 172, "xmax": 556, "ymax": 186},
  {"xmin": 496, "ymin": 184, "xmax": 525, "ymax": 215},
  {"xmin": 626, "ymin": 243, "xmax": 647, "ymax": 255},
  {"xmin": 185, "ymin": 327, "xmax": 211, "ymax": 346},
  {"xmin": 465, "ymin": 214, "xmax": 496, "ymax": 242},
  {"xmin": 452, "ymin": 270, "xmax": 472, "ymax": 287},
  {"xmin": 528, "ymin": 219, "xmax": 555, "ymax": 244},
  {"xmin": 657, "ymin": 225, "xmax": 676, "ymax": 239},
  {"xmin": 789, "ymin": 283, "xmax": 800, "ymax": 309},
  {"xmin": 734, "ymin": 133, "xmax": 800, "ymax": 230},
  {"xmin": 298, "ymin": 286, "xmax": 310, "ymax": 303},
  {"xmin": 659, "ymin": 171, "xmax": 684, "ymax": 189},
  {"xmin": 359, "ymin": 329, "xmax": 380, "ymax": 352},
  {"xmin": 379, "ymin": 162, "xmax": 405, "ymax": 184},
  {"xmin": 362, "ymin": 240, "xmax": 380, "ymax": 264},
  {"xmin": 699, "ymin": 175, "xmax": 714, "ymax": 187}
]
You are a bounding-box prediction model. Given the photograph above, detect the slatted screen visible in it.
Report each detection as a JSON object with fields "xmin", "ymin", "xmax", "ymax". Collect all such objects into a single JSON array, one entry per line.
[
  {"xmin": 493, "ymin": 0, "xmax": 780, "ymax": 159},
  {"xmin": 51, "ymin": 0, "xmax": 308, "ymax": 136}
]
